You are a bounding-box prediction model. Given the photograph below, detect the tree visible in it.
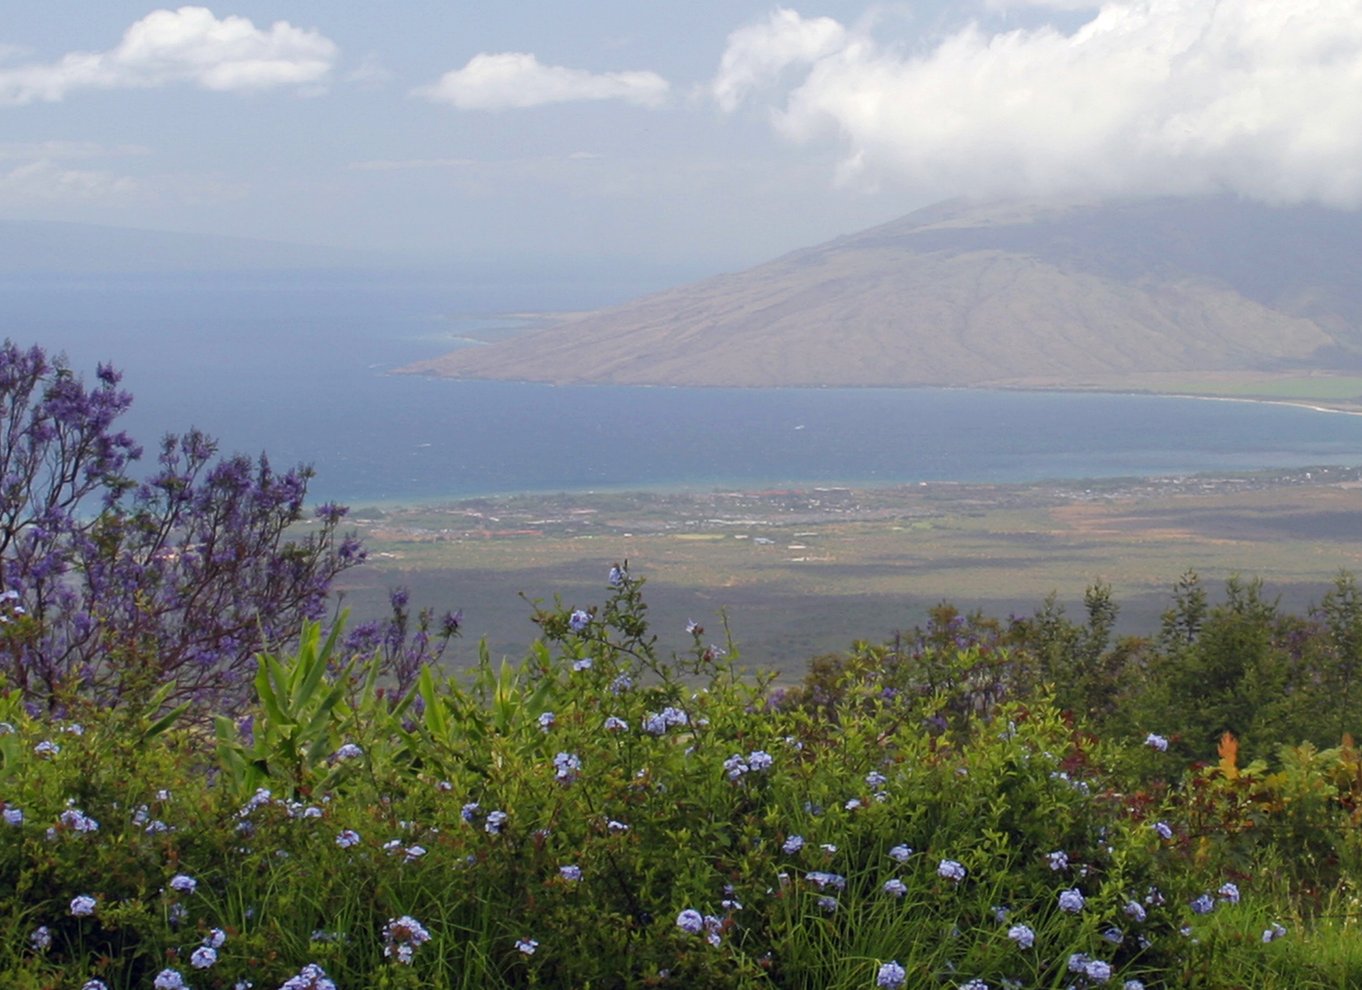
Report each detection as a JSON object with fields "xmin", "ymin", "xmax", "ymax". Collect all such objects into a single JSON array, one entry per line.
[{"xmin": 0, "ymin": 340, "xmax": 365, "ymax": 713}]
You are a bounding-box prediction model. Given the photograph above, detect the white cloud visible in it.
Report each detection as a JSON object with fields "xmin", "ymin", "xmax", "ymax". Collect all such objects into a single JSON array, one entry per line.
[
  {"xmin": 348, "ymin": 157, "xmax": 476, "ymax": 172},
  {"xmin": 0, "ymin": 160, "xmax": 139, "ymax": 202},
  {"xmin": 714, "ymin": 1, "xmax": 1362, "ymax": 207},
  {"xmin": 710, "ymin": 8, "xmax": 847, "ymax": 113},
  {"xmin": 0, "ymin": 6, "xmax": 337, "ymax": 105},
  {"xmin": 0, "ymin": 140, "xmax": 149, "ymax": 161},
  {"xmin": 415, "ymin": 52, "xmax": 668, "ymax": 110}
]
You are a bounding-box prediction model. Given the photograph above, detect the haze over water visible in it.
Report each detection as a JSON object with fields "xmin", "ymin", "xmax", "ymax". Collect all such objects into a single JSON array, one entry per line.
[{"xmin": 8, "ymin": 272, "xmax": 1362, "ymax": 506}]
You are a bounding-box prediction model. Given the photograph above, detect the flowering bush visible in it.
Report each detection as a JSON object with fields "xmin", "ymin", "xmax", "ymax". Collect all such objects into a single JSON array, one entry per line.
[
  {"xmin": 3, "ymin": 565, "xmax": 1348, "ymax": 989},
  {"xmin": 0, "ymin": 341, "xmax": 364, "ymax": 713}
]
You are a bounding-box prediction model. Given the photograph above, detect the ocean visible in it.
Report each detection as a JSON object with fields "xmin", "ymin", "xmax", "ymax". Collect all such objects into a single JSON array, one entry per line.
[{"xmin": 6, "ymin": 270, "xmax": 1362, "ymax": 505}]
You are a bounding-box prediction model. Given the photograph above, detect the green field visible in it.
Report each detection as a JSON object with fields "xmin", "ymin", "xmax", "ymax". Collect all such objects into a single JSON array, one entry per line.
[{"xmin": 333, "ymin": 466, "xmax": 1362, "ymax": 678}]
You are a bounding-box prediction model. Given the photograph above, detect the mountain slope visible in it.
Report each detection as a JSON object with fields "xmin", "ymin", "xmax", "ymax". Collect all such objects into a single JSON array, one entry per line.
[{"xmin": 405, "ymin": 197, "xmax": 1362, "ymax": 388}]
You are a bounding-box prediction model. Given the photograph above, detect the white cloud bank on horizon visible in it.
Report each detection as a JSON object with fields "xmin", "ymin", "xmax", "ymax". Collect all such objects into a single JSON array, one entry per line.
[
  {"xmin": 713, "ymin": 2, "xmax": 1362, "ymax": 207},
  {"xmin": 0, "ymin": 6, "xmax": 337, "ymax": 105},
  {"xmin": 416, "ymin": 52, "xmax": 669, "ymax": 110}
]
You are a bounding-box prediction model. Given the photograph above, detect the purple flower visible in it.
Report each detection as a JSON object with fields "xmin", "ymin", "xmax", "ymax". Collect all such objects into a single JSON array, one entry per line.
[
  {"xmin": 485, "ymin": 810, "xmax": 508, "ymax": 834},
  {"xmin": 865, "ymin": 770, "xmax": 888, "ymax": 787},
  {"xmin": 1145, "ymin": 732, "xmax": 1169, "ymax": 751},
  {"xmin": 1191, "ymin": 894, "xmax": 1215, "ymax": 915},
  {"xmin": 1047, "ymin": 850, "xmax": 1069, "ymax": 871},
  {"xmin": 1007, "ymin": 924, "xmax": 1035, "ymax": 948},
  {"xmin": 1262, "ymin": 922, "xmax": 1287, "ymax": 942},
  {"xmin": 1153, "ymin": 821, "xmax": 1174, "ymax": 840},
  {"xmin": 569, "ymin": 609, "xmax": 590, "ymax": 632},
  {"xmin": 782, "ymin": 834, "xmax": 804, "ymax": 855},
  {"xmin": 603, "ymin": 715, "xmax": 628, "ymax": 732},
  {"xmin": 2, "ymin": 806, "xmax": 21, "ymax": 826},
  {"xmin": 331, "ymin": 742, "xmax": 363, "ymax": 761},
  {"xmin": 676, "ymin": 909, "xmax": 704, "ymax": 934},
  {"xmin": 152, "ymin": 971, "xmax": 186, "ymax": 990},
  {"xmin": 1218, "ymin": 882, "xmax": 1241, "ymax": 904},
  {"xmin": 817, "ymin": 895, "xmax": 838, "ymax": 912},
  {"xmin": 30, "ymin": 926, "xmax": 51, "ymax": 951},
  {"xmin": 882, "ymin": 878, "xmax": 907, "ymax": 897},
  {"xmin": 1124, "ymin": 900, "xmax": 1147, "ymax": 922},
  {"xmin": 747, "ymin": 750, "xmax": 773, "ymax": 771},
  {"xmin": 336, "ymin": 829, "xmax": 361, "ymax": 848},
  {"xmin": 515, "ymin": 937, "xmax": 538, "ymax": 955},
  {"xmin": 888, "ymin": 844, "xmax": 912, "ymax": 863},
  {"xmin": 608, "ymin": 564, "xmax": 625, "ymax": 586},
  {"xmin": 169, "ymin": 874, "xmax": 197, "ymax": 894},
  {"xmin": 70, "ymin": 894, "xmax": 96, "ymax": 917},
  {"xmin": 559, "ymin": 864, "xmax": 582, "ymax": 882}
]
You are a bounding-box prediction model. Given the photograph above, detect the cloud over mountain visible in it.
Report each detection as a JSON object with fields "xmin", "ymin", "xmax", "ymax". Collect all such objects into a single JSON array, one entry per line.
[
  {"xmin": 416, "ymin": 52, "xmax": 669, "ymax": 110},
  {"xmin": 714, "ymin": 2, "xmax": 1362, "ymax": 208},
  {"xmin": 0, "ymin": 6, "xmax": 337, "ymax": 105}
]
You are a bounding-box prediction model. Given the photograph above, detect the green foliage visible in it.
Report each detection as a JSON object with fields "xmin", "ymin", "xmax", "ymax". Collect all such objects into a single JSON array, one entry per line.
[{"xmin": 4, "ymin": 567, "xmax": 1362, "ymax": 988}]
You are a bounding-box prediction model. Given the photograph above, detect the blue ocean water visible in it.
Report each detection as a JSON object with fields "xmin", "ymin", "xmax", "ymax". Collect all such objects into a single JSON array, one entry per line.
[{"xmin": 6, "ymin": 271, "xmax": 1362, "ymax": 505}]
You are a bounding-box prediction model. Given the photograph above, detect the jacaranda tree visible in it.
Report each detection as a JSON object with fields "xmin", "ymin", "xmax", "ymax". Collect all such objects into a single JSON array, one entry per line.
[{"xmin": 0, "ymin": 339, "xmax": 365, "ymax": 713}]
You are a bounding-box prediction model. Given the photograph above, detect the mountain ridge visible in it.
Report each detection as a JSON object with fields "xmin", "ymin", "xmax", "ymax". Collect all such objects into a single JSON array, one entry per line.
[{"xmin": 403, "ymin": 196, "xmax": 1362, "ymax": 389}]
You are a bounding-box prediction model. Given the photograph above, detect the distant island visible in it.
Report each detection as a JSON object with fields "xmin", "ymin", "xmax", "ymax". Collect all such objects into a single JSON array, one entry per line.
[{"xmin": 402, "ymin": 196, "xmax": 1362, "ymax": 406}]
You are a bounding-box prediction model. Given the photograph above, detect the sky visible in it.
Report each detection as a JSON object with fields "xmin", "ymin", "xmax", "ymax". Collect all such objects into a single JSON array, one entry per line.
[{"xmin": 3, "ymin": 1, "xmax": 1362, "ymax": 282}]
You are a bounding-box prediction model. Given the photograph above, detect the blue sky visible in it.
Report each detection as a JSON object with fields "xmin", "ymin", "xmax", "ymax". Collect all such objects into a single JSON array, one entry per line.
[{"xmin": 3, "ymin": 2, "xmax": 1360, "ymax": 281}]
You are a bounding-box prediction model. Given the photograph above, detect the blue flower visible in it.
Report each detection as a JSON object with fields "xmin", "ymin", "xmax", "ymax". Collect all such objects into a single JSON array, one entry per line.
[
  {"xmin": 336, "ymin": 829, "xmax": 361, "ymax": 848},
  {"xmin": 937, "ymin": 859, "xmax": 966, "ymax": 883},
  {"xmin": 888, "ymin": 844, "xmax": 912, "ymax": 863},
  {"xmin": 608, "ymin": 565, "xmax": 625, "ymax": 586},
  {"xmin": 485, "ymin": 810, "xmax": 508, "ymax": 834},
  {"xmin": 1145, "ymin": 732, "xmax": 1169, "ymax": 751},
  {"xmin": 676, "ymin": 909, "xmax": 704, "ymax": 934},
  {"xmin": 1058, "ymin": 888, "xmax": 1085, "ymax": 913},
  {"xmin": 1262, "ymin": 922, "xmax": 1287, "ymax": 942},
  {"xmin": 515, "ymin": 937, "xmax": 538, "ymax": 955},
  {"xmin": 603, "ymin": 715, "xmax": 628, "ymax": 732},
  {"xmin": 569, "ymin": 609, "xmax": 590, "ymax": 632},
  {"xmin": 553, "ymin": 751, "xmax": 582, "ymax": 783},
  {"xmin": 1007, "ymin": 924, "xmax": 1034, "ymax": 949},
  {"xmin": 279, "ymin": 963, "xmax": 337, "ymax": 990},
  {"xmin": 1218, "ymin": 882, "xmax": 1240, "ymax": 904},
  {"xmin": 816, "ymin": 895, "xmax": 838, "ymax": 912},
  {"xmin": 1191, "ymin": 894, "xmax": 1215, "ymax": 915},
  {"xmin": 153, "ymin": 971, "xmax": 187, "ymax": 990},
  {"xmin": 876, "ymin": 960, "xmax": 906, "ymax": 989},
  {"xmin": 748, "ymin": 750, "xmax": 773, "ymax": 771},
  {"xmin": 559, "ymin": 864, "xmax": 582, "ymax": 882},
  {"xmin": 190, "ymin": 945, "xmax": 218, "ymax": 969},
  {"xmin": 865, "ymin": 770, "xmax": 888, "ymax": 787},
  {"xmin": 69, "ymin": 894, "xmax": 96, "ymax": 917},
  {"xmin": 882, "ymin": 878, "xmax": 908, "ymax": 897},
  {"xmin": 1085, "ymin": 959, "xmax": 1113, "ymax": 983},
  {"xmin": 1153, "ymin": 821, "xmax": 1173, "ymax": 840},
  {"xmin": 1047, "ymin": 850, "xmax": 1069, "ymax": 871},
  {"xmin": 782, "ymin": 834, "xmax": 804, "ymax": 855},
  {"xmin": 1124, "ymin": 900, "xmax": 1147, "ymax": 922},
  {"xmin": 169, "ymin": 874, "xmax": 198, "ymax": 894},
  {"xmin": 538, "ymin": 712, "xmax": 555, "ymax": 732}
]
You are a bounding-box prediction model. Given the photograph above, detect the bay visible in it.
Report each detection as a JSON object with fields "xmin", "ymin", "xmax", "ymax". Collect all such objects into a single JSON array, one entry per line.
[{"xmin": 5, "ymin": 271, "xmax": 1362, "ymax": 506}]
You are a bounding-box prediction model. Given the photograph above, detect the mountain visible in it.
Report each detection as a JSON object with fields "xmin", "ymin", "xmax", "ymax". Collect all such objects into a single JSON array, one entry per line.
[{"xmin": 403, "ymin": 197, "xmax": 1362, "ymax": 389}]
